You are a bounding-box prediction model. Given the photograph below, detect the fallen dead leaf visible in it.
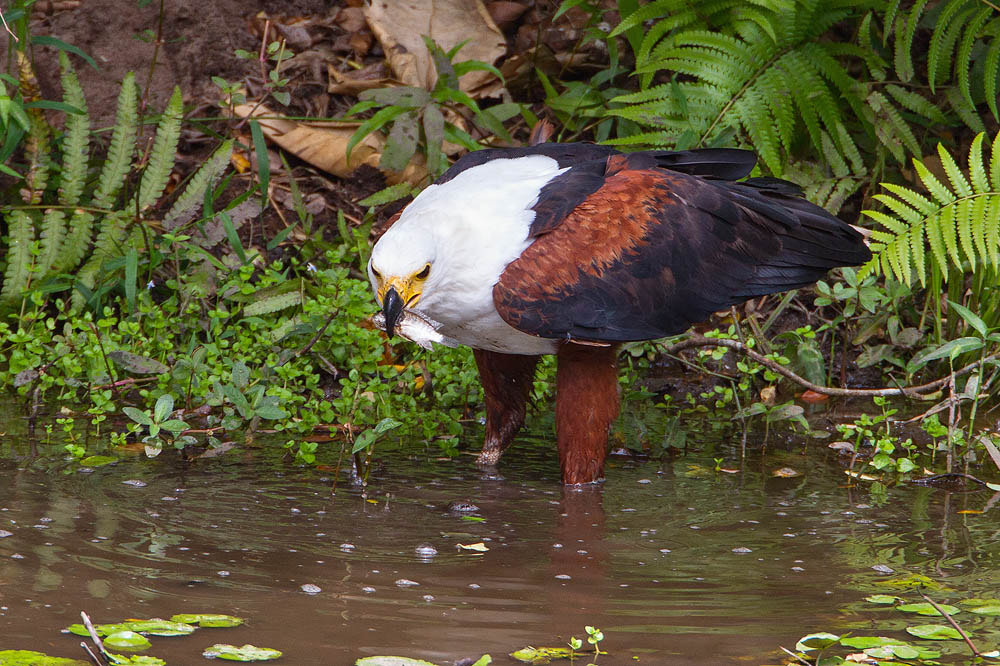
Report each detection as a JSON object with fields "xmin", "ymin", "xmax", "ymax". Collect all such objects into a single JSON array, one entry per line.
[
  {"xmin": 772, "ymin": 467, "xmax": 801, "ymax": 478},
  {"xmin": 364, "ymin": 0, "xmax": 506, "ymax": 96},
  {"xmin": 799, "ymin": 389, "xmax": 829, "ymax": 403},
  {"xmin": 457, "ymin": 542, "xmax": 489, "ymax": 552},
  {"xmin": 233, "ymin": 102, "xmax": 427, "ymax": 184},
  {"xmin": 759, "ymin": 386, "xmax": 777, "ymax": 405}
]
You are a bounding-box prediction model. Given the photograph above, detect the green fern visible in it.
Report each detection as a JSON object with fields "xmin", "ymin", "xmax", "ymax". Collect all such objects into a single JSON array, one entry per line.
[
  {"xmin": 861, "ymin": 131, "xmax": 1000, "ymax": 286},
  {"xmin": 137, "ymin": 87, "xmax": 183, "ymax": 211},
  {"xmin": 0, "ymin": 210, "xmax": 36, "ymax": 304},
  {"xmin": 36, "ymin": 52, "xmax": 91, "ymax": 279},
  {"xmin": 1, "ymin": 55, "xmax": 230, "ymax": 313},
  {"xmin": 894, "ymin": 0, "xmax": 1000, "ymax": 122},
  {"xmin": 91, "ymin": 73, "xmax": 138, "ymax": 211},
  {"xmin": 607, "ymin": 0, "xmax": 944, "ymax": 175}
]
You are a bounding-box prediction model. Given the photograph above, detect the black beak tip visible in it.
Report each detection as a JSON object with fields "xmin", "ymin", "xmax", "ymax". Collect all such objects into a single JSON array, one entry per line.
[{"xmin": 383, "ymin": 287, "xmax": 404, "ymax": 338}]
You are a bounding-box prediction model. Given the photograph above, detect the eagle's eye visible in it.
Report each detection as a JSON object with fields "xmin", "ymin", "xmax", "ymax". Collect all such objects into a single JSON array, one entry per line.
[
  {"xmin": 415, "ymin": 264, "xmax": 431, "ymax": 280},
  {"xmin": 371, "ymin": 266, "xmax": 382, "ymax": 280}
]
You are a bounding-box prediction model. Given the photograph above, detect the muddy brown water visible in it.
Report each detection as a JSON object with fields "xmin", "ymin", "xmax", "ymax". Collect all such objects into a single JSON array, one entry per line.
[{"xmin": 1, "ymin": 425, "xmax": 998, "ymax": 665}]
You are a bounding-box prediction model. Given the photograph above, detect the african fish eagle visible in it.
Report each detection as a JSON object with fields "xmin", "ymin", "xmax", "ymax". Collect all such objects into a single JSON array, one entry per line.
[{"xmin": 368, "ymin": 143, "xmax": 871, "ymax": 484}]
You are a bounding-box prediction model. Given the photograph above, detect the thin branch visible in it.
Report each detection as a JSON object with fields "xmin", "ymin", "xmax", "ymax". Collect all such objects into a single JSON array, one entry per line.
[
  {"xmin": 918, "ymin": 592, "xmax": 981, "ymax": 657},
  {"xmin": 658, "ymin": 335, "xmax": 998, "ymax": 400}
]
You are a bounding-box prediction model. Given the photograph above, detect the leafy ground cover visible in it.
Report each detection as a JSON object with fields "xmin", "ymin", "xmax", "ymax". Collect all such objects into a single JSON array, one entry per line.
[{"xmin": 0, "ymin": 0, "xmax": 997, "ymax": 486}]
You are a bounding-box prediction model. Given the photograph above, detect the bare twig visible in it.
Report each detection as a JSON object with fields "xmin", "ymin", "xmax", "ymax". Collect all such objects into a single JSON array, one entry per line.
[
  {"xmin": 280, "ymin": 308, "xmax": 339, "ymax": 366},
  {"xmin": 659, "ymin": 335, "xmax": 999, "ymax": 400},
  {"xmin": 918, "ymin": 592, "xmax": 981, "ymax": 657}
]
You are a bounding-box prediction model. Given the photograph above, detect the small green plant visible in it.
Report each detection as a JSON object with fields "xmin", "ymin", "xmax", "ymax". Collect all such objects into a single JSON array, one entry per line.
[
  {"xmin": 344, "ymin": 37, "xmax": 514, "ymax": 178},
  {"xmin": 123, "ymin": 394, "xmax": 191, "ymax": 456},
  {"xmin": 568, "ymin": 625, "xmax": 605, "ymax": 664}
]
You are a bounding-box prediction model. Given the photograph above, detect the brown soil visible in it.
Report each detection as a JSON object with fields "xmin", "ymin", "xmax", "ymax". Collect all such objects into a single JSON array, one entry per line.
[{"xmin": 12, "ymin": 0, "xmax": 331, "ymax": 128}]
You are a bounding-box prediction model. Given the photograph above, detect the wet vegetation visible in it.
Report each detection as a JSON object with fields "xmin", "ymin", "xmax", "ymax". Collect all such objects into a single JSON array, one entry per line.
[{"xmin": 0, "ymin": 0, "xmax": 999, "ymax": 663}]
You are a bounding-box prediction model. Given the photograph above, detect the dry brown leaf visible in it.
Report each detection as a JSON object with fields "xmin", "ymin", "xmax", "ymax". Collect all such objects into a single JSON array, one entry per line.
[
  {"xmin": 232, "ymin": 103, "xmax": 427, "ymax": 185},
  {"xmin": 363, "ymin": 0, "xmax": 506, "ymax": 96},
  {"xmin": 327, "ymin": 61, "xmax": 397, "ymax": 96}
]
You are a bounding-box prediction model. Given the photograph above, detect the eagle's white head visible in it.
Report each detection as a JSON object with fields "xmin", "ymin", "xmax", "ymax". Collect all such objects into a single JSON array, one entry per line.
[{"xmin": 368, "ymin": 154, "xmax": 566, "ymax": 347}]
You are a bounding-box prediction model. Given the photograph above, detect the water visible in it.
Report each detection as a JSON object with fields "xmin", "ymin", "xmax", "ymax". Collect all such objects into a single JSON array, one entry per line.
[{"xmin": 1, "ymin": 419, "xmax": 999, "ymax": 664}]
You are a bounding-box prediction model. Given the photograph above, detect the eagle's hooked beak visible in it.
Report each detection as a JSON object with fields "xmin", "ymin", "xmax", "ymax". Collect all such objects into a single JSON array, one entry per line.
[{"xmin": 382, "ymin": 286, "xmax": 404, "ymax": 339}]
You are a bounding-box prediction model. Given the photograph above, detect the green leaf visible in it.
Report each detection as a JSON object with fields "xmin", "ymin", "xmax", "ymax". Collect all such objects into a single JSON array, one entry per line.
[
  {"xmin": 169, "ymin": 613, "xmax": 244, "ymax": 627},
  {"xmin": 905, "ymin": 624, "xmax": 962, "ymax": 640},
  {"xmin": 947, "ymin": 299, "xmax": 988, "ymax": 337},
  {"xmin": 80, "ymin": 455, "xmax": 117, "ymax": 467},
  {"xmin": 31, "ymin": 35, "xmax": 98, "ymax": 69},
  {"xmin": 202, "ymin": 645, "xmax": 282, "ymax": 662},
  {"xmin": 153, "ymin": 394, "xmax": 175, "ymax": 423},
  {"xmin": 249, "ymin": 118, "xmax": 270, "ymax": 202},
  {"xmin": 897, "ymin": 602, "xmax": 961, "ymax": 616},
  {"xmin": 123, "ymin": 407, "xmax": 153, "ymax": 427},
  {"xmin": 355, "ymin": 658, "xmax": 439, "ymax": 666},
  {"xmin": 107, "ymin": 351, "xmax": 169, "ymax": 375},
  {"xmin": 0, "ymin": 650, "xmax": 89, "ymax": 665},
  {"xmin": 865, "ymin": 594, "xmax": 901, "ymax": 604},
  {"xmin": 795, "ymin": 632, "xmax": 841, "ymax": 651},
  {"xmin": 358, "ymin": 182, "xmax": 414, "ymax": 208},
  {"xmin": 103, "ymin": 630, "xmax": 151, "ymax": 650}
]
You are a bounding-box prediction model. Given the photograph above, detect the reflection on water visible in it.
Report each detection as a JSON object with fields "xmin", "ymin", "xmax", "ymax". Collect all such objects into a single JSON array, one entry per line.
[{"xmin": 1, "ymin": 417, "xmax": 999, "ymax": 664}]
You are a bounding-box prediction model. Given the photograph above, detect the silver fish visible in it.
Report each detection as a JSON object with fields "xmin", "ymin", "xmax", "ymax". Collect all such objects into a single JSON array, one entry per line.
[{"xmin": 372, "ymin": 309, "xmax": 459, "ymax": 350}]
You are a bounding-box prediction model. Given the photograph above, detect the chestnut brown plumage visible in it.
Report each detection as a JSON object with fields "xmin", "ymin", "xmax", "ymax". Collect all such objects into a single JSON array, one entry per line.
[{"xmin": 370, "ymin": 143, "xmax": 871, "ymax": 484}]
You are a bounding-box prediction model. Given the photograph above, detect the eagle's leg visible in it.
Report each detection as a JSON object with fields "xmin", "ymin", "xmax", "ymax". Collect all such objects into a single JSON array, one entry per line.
[
  {"xmin": 555, "ymin": 343, "xmax": 620, "ymax": 484},
  {"xmin": 473, "ymin": 349, "xmax": 540, "ymax": 466}
]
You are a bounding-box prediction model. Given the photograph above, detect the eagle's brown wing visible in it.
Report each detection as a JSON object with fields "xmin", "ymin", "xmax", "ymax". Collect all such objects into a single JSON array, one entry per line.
[{"xmin": 493, "ymin": 152, "xmax": 871, "ymax": 342}]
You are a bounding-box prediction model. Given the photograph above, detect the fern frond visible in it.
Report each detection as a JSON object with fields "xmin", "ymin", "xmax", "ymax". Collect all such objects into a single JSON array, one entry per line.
[
  {"xmin": 861, "ymin": 131, "xmax": 1000, "ymax": 285},
  {"xmin": 18, "ymin": 51, "xmax": 52, "ymax": 206},
  {"xmin": 36, "ymin": 208, "xmax": 68, "ymax": 278},
  {"xmin": 1, "ymin": 210, "xmax": 36, "ymax": 304},
  {"xmin": 136, "ymin": 86, "xmax": 183, "ymax": 211},
  {"xmin": 92, "ymin": 73, "xmax": 138, "ymax": 210},
  {"xmin": 52, "ymin": 209, "xmax": 95, "ymax": 274},
  {"xmin": 894, "ymin": 0, "xmax": 929, "ymax": 82},
  {"xmin": 57, "ymin": 51, "xmax": 90, "ymax": 207},
  {"xmin": 72, "ymin": 210, "xmax": 130, "ymax": 311},
  {"xmin": 162, "ymin": 140, "xmax": 233, "ymax": 230}
]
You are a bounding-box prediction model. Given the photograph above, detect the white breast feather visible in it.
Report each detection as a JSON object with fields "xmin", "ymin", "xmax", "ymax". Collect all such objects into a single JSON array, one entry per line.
[{"xmin": 371, "ymin": 154, "xmax": 567, "ymax": 354}]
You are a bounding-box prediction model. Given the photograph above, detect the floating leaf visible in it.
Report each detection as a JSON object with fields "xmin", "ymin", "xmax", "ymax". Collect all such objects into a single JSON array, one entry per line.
[
  {"xmin": 0, "ymin": 650, "xmax": 89, "ymax": 665},
  {"xmin": 865, "ymin": 595, "xmax": 901, "ymax": 604},
  {"xmin": 79, "ymin": 455, "xmax": 117, "ymax": 467},
  {"xmin": 795, "ymin": 633, "xmax": 841, "ymax": 651},
  {"xmin": 898, "ymin": 602, "xmax": 960, "ymax": 616},
  {"xmin": 104, "ymin": 654, "xmax": 166, "ymax": 666},
  {"xmin": 169, "ymin": 613, "xmax": 243, "ymax": 628},
  {"xmin": 103, "ymin": 631, "xmax": 151, "ymax": 651},
  {"xmin": 905, "ymin": 624, "xmax": 963, "ymax": 640},
  {"xmin": 65, "ymin": 619, "xmax": 195, "ymax": 638},
  {"xmin": 864, "ymin": 644, "xmax": 920, "ymax": 659},
  {"xmin": 509, "ymin": 646, "xmax": 574, "ymax": 664},
  {"xmin": 968, "ymin": 605, "xmax": 1000, "ymax": 616},
  {"xmin": 202, "ymin": 645, "xmax": 282, "ymax": 661},
  {"xmin": 457, "ymin": 542, "xmax": 489, "ymax": 552},
  {"xmin": 874, "ymin": 574, "xmax": 950, "ymax": 590},
  {"xmin": 354, "ymin": 658, "xmax": 439, "ymax": 666}
]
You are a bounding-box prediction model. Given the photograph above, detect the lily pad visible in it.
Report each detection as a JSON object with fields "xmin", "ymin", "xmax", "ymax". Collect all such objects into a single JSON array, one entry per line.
[
  {"xmin": 104, "ymin": 654, "xmax": 166, "ymax": 666},
  {"xmin": 969, "ymin": 605, "xmax": 1000, "ymax": 616},
  {"xmin": 510, "ymin": 646, "xmax": 574, "ymax": 664},
  {"xmin": 905, "ymin": 624, "xmax": 963, "ymax": 640},
  {"xmin": 170, "ymin": 613, "xmax": 244, "ymax": 628},
  {"xmin": 103, "ymin": 631, "xmax": 152, "ymax": 651},
  {"xmin": 960, "ymin": 598, "xmax": 1000, "ymax": 606},
  {"xmin": 79, "ymin": 455, "xmax": 117, "ymax": 467},
  {"xmin": 897, "ymin": 602, "xmax": 960, "ymax": 616},
  {"xmin": 354, "ymin": 657, "xmax": 442, "ymax": 666},
  {"xmin": 65, "ymin": 619, "xmax": 195, "ymax": 637},
  {"xmin": 0, "ymin": 650, "xmax": 89, "ymax": 666},
  {"xmin": 874, "ymin": 573, "xmax": 949, "ymax": 591},
  {"xmin": 794, "ymin": 633, "xmax": 841, "ymax": 651},
  {"xmin": 202, "ymin": 644, "xmax": 282, "ymax": 661},
  {"xmin": 864, "ymin": 594, "xmax": 901, "ymax": 604}
]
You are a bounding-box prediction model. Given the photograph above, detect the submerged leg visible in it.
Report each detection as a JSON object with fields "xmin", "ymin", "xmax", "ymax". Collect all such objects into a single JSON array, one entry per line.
[
  {"xmin": 474, "ymin": 349, "xmax": 540, "ymax": 466},
  {"xmin": 555, "ymin": 343, "xmax": 620, "ymax": 484}
]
